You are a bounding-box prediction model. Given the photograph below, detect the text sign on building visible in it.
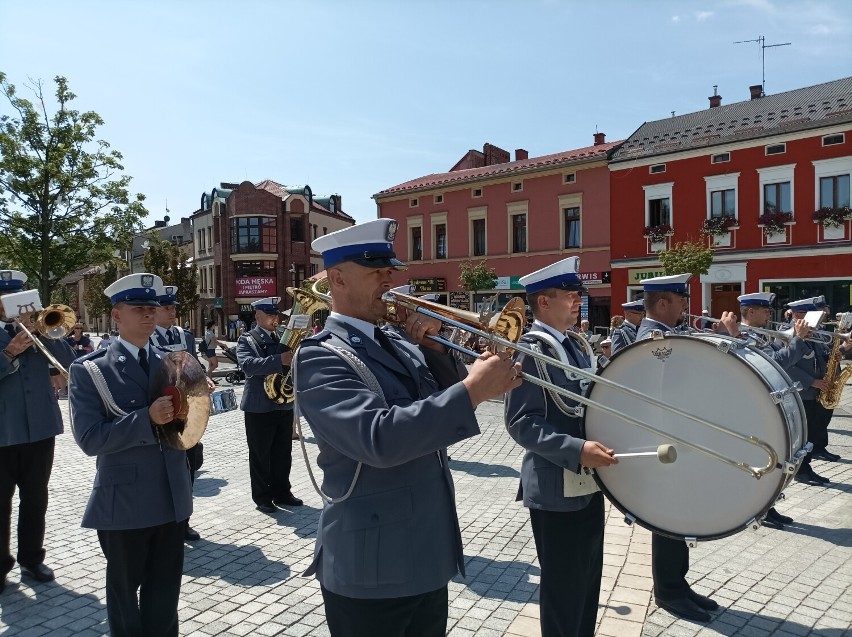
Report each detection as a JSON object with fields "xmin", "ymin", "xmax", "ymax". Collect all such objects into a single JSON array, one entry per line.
[
  {"xmin": 627, "ymin": 268, "xmax": 666, "ymax": 285},
  {"xmin": 408, "ymin": 278, "xmax": 446, "ymax": 293},
  {"xmin": 578, "ymin": 271, "xmax": 611, "ymax": 285},
  {"xmin": 495, "ymin": 276, "xmax": 525, "ymax": 290},
  {"xmin": 235, "ymin": 277, "xmax": 276, "ymax": 297},
  {"xmin": 449, "ymin": 292, "xmax": 470, "ymax": 310}
]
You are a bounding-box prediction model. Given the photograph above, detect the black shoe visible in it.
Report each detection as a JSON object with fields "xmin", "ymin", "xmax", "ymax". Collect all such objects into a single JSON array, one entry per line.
[
  {"xmin": 273, "ymin": 494, "xmax": 303, "ymax": 508},
  {"xmin": 185, "ymin": 526, "xmax": 201, "ymax": 541},
  {"xmin": 255, "ymin": 502, "xmax": 276, "ymax": 513},
  {"xmin": 687, "ymin": 590, "xmax": 719, "ymax": 611},
  {"xmin": 794, "ymin": 471, "xmax": 822, "ymax": 486},
  {"xmin": 767, "ymin": 507, "xmax": 793, "ymax": 525},
  {"xmin": 811, "ymin": 470, "xmax": 830, "ymax": 484},
  {"xmin": 20, "ymin": 563, "xmax": 54, "ymax": 582},
  {"xmin": 813, "ymin": 450, "xmax": 840, "ymax": 462},
  {"xmin": 657, "ymin": 596, "xmax": 711, "ymax": 622}
]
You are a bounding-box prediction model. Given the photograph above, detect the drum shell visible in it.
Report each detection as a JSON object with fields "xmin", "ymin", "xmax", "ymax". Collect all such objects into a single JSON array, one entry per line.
[{"xmin": 584, "ymin": 333, "xmax": 805, "ymax": 541}]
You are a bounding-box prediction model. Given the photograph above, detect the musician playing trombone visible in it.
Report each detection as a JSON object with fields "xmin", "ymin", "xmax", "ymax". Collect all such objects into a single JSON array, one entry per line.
[
  {"xmin": 294, "ymin": 219, "xmax": 520, "ymax": 637},
  {"xmin": 504, "ymin": 256, "xmax": 617, "ymax": 637},
  {"xmin": 0, "ymin": 270, "xmax": 75, "ymax": 593},
  {"xmin": 610, "ymin": 299, "xmax": 644, "ymax": 355}
]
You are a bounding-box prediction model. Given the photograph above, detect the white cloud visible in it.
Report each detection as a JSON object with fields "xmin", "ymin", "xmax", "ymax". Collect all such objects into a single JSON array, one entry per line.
[
  {"xmin": 807, "ymin": 24, "xmax": 833, "ymax": 36},
  {"xmin": 696, "ymin": 11, "xmax": 714, "ymax": 20},
  {"xmin": 671, "ymin": 15, "xmax": 681, "ymax": 23}
]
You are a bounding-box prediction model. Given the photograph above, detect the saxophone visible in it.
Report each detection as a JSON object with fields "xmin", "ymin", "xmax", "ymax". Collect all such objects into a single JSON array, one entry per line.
[{"xmin": 818, "ymin": 335, "xmax": 852, "ymax": 409}]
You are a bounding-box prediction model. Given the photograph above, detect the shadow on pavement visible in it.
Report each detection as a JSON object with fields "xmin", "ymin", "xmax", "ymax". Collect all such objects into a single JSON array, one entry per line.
[
  {"xmin": 184, "ymin": 539, "xmax": 291, "ymax": 585},
  {"xmin": 272, "ymin": 504, "xmax": 321, "ymax": 539},
  {"xmin": 703, "ymin": 607, "xmax": 850, "ymax": 636},
  {"xmin": 448, "ymin": 458, "xmax": 520, "ymax": 478},
  {"xmin": 455, "ymin": 554, "xmax": 539, "ymax": 602},
  {"xmin": 193, "ymin": 475, "xmax": 228, "ymax": 496},
  {"xmin": 779, "ymin": 521, "xmax": 852, "ymax": 547},
  {"xmin": 0, "ymin": 577, "xmax": 107, "ymax": 635}
]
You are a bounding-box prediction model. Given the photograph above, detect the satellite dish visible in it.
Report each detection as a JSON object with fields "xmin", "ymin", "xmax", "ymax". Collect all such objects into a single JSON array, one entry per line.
[{"xmin": 164, "ymin": 215, "xmax": 170, "ymax": 223}]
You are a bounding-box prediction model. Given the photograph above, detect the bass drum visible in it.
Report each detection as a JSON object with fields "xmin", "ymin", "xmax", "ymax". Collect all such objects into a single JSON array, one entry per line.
[{"xmin": 585, "ymin": 333, "xmax": 806, "ymax": 541}]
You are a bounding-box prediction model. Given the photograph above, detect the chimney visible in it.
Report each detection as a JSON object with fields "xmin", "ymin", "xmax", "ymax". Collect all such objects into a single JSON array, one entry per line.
[
  {"xmin": 593, "ymin": 132, "xmax": 606, "ymax": 146},
  {"xmin": 749, "ymin": 84, "xmax": 763, "ymax": 100},
  {"xmin": 154, "ymin": 220, "xmax": 166, "ymax": 228},
  {"xmin": 515, "ymin": 149, "xmax": 529, "ymax": 161},
  {"xmin": 709, "ymin": 84, "xmax": 722, "ymax": 108}
]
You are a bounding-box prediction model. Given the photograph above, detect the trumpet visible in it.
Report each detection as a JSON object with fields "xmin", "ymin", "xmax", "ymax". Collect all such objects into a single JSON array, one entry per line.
[
  {"xmin": 382, "ymin": 290, "xmax": 780, "ymax": 479},
  {"xmin": 687, "ymin": 313, "xmax": 851, "ymax": 345}
]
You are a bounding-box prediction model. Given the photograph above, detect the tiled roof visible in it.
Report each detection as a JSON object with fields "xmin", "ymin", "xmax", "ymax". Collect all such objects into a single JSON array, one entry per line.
[
  {"xmin": 255, "ymin": 179, "xmax": 290, "ymax": 199},
  {"xmin": 375, "ymin": 140, "xmax": 623, "ymax": 197},
  {"xmin": 611, "ymin": 77, "xmax": 852, "ymax": 162},
  {"xmin": 255, "ymin": 180, "xmax": 354, "ymax": 220}
]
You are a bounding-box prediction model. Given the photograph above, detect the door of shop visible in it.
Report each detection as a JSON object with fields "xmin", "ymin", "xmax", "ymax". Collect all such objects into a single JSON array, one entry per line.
[{"xmin": 710, "ymin": 284, "xmax": 741, "ymax": 318}]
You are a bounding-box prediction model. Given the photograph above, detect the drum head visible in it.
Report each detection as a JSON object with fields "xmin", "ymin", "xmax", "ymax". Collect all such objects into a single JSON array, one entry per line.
[{"xmin": 585, "ymin": 334, "xmax": 792, "ymax": 541}]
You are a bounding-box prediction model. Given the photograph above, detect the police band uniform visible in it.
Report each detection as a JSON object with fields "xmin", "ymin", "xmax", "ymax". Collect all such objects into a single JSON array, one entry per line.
[
  {"xmin": 504, "ymin": 256, "xmax": 615, "ymax": 637},
  {"xmin": 809, "ymin": 295, "xmax": 842, "ymax": 463},
  {"xmin": 69, "ymin": 273, "xmax": 191, "ymax": 637},
  {"xmin": 295, "ymin": 219, "xmax": 519, "ymax": 637},
  {"xmin": 610, "ymin": 299, "xmax": 644, "ymax": 355},
  {"xmin": 236, "ymin": 297, "xmax": 302, "ymax": 513},
  {"xmin": 635, "ymin": 274, "xmax": 720, "ymax": 623},
  {"xmin": 0, "ymin": 270, "xmax": 76, "ymax": 593}
]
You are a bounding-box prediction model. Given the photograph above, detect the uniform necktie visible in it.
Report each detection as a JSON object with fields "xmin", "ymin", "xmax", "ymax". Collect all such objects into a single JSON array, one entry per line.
[
  {"xmin": 375, "ymin": 328, "xmax": 399, "ymax": 360},
  {"xmin": 4, "ymin": 324, "xmax": 16, "ymax": 338},
  {"xmin": 375, "ymin": 328, "xmax": 419, "ymax": 397},
  {"xmin": 138, "ymin": 348, "xmax": 150, "ymax": 376},
  {"xmin": 166, "ymin": 330, "xmax": 175, "ymax": 345}
]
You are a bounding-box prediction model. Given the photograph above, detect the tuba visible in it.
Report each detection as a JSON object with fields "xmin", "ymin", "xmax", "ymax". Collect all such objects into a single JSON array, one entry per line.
[{"xmin": 262, "ymin": 286, "xmax": 330, "ymax": 404}]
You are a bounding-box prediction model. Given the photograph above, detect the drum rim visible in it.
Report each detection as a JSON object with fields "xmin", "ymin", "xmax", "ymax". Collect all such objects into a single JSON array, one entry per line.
[{"xmin": 586, "ymin": 333, "xmax": 797, "ymax": 541}]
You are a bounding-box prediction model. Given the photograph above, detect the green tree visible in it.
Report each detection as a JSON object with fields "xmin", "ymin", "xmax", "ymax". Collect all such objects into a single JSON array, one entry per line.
[
  {"xmin": 143, "ymin": 234, "xmax": 199, "ymax": 322},
  {"xmin": 0, "ymin": 73, "xmax": 147, "ymax": 303},
  {"xmin": 658, "ymin": 239, "xmax": 714, "ymax": 276},
  {"xmin": 83, "ymin": 262, "xmax": 120, "ymax": 322},
  {"xmin": 459, "ymin": 259, "xmax": 497, "ymax": 292}
]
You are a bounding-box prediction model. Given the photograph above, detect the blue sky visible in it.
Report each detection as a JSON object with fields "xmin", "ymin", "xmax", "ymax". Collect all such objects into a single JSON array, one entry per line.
[{"xmin": 1, "ymin": 0, "xmax": 850, "ymax": 225}]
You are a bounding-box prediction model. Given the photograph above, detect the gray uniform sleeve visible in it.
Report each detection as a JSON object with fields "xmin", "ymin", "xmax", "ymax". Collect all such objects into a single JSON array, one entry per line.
[{"xmin": 236, "ymin": 335, "xmax": 283, "ymax": 377}]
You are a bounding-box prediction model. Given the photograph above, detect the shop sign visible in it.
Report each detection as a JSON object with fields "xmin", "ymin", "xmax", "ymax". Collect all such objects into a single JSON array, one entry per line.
[
  {"xmin": 581, "ymin": 296, "xmax": 589, "ymax": 320},
  {"xmin": 578, "ymin": 271, "xmax": 611, "ymax": 285},
  {"xmin": 627, "ymin": 268, "xmax": 666, "ymax": 285},
  {"xmin": 495, "ymin": 276, "xmax": 524, "ymax": 290},
  {"xmin": 235, "ymin": 277, "xmax": 276, "ymax": 297},
  {"xmin": 449, "ymin": 291, "xmax": 470, "ymax": 310},
  {"xmin": 214, "ymin": 297, "xmax": 223, "ymax": 308},
  {"xmin": 408, "ymin": 277, "xmax": 446, "ymax": 293},
  {"xmin": 239, "ymin": 304, "xmax": 254, "ymax": 312}
]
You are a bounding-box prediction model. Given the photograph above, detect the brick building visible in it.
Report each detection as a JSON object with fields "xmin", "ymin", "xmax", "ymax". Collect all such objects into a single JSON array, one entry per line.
[
  {"xmin": 609, "ymin": 77, "xmax": 852, "ymax": 319},
  {"xmin": 374, "ymin": 136, "xmax": 621, "ymax": 330}
]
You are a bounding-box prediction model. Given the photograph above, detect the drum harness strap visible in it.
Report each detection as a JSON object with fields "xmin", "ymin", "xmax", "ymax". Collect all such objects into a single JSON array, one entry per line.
[
  {"xmin": 292, "ymin": 342, "xmax": 388, "ymax": 504},
  {"xmin": 526, "ymin": 330, "xmax": 590, "ymax": 419}
]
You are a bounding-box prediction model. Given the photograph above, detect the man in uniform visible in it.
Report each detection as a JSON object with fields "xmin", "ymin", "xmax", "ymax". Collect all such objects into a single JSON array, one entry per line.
[
  {"xmin": 738, "ymin": 292, "xmax": 812, "ymax": 528},
  {"xmin": 610, "ymin": 299, "xmax": 644, "ymax": 354},
  {"xmin": 637, "ymin": 274, "xmax": 724, "ymax": 623},
  {"xmin": 237, "ymin": 296, "xmax": 302, "ymax": 513},
  {"xmin": 785, "ymin": 297, "xmax": 832, "ymax": 485},
  {"xmin": 150, "ymin": 285, "xmax": 203, "ymax": 541},
  {"xmin": 0, "ymin": 270, "xmax": 75, "ymax": 593},
  {"xmin": 294, "ymin": 218, "xmax": 521, "ymax": 637},
  {"xmin": 69, "ymin": 273, "xmax": 192, "ymax": 637},
  {"xmin": 504, "ymin": 256, "xmax": 618, "ymax": 637}
]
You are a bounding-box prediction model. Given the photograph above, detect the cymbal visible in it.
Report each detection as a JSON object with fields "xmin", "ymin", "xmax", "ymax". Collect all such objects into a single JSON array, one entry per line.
[{"xmin": 152, "ymin": 351, "xmax": 210, "ymax": 450}]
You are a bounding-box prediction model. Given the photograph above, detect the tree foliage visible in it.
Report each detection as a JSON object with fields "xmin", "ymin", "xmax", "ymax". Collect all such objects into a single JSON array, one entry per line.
[
  {"xmin": 143, "ymin": 234, "xmax": 199, "ymax": 321},
  {"xmin": 83, "ymin": 261, "xmax": 120, "ymax": 321},
  {"xmin": 658, "ymin": 239, "xmax": 714, "ymax": 276},
  {"xmin": 0, "ymin": 72, "xmax": 147, "ymax": 303},
  {"xmin": 458, "ymin": 259, "xmax": 497, "ymax": 292}
]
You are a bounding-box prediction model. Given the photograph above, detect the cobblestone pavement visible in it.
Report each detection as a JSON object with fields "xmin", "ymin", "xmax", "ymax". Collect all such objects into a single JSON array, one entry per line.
[{"xmin": 1, "ymin": 378, "xmax": 850, "ymax": 636}]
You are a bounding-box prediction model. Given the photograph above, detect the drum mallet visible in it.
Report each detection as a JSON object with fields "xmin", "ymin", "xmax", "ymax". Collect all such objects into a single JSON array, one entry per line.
[{"xmin": 614, "ymin": 444, "xmax": 677, "ymax": 464}]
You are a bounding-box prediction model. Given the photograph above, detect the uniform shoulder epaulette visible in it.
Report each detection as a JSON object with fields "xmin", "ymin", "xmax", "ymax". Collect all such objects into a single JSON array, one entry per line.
[
  {"xmin": 301, "ymin": 330, "xmax": 332, "ymax": 344},
  {"xmin": 74, "ymin": 348, "xmax": 106, "ymax": 365}
]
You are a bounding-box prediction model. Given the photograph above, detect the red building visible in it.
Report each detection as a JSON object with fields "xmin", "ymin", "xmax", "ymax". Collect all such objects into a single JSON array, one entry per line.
[
  {"xmin": 609, "ymin": 77, "xmax": 852, "ymax": 319},
  {"xmin": 375, "ymin": 136, "xmax": 621, "ymax": 329}
]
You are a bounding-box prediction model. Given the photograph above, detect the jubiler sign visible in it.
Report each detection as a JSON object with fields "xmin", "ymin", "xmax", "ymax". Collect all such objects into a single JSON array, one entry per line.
[{"xmin": 235, "ymin": 277, "xmax": 276, "ymax": 297}]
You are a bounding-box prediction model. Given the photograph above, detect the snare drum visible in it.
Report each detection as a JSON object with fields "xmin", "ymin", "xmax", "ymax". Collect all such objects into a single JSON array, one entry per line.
[
  {"xmin": 210, "ymin": 388, "xmax": 237, "ymax": 416},
  {"xmin": 585, "ymin": 333, "xmax": 806, "ymax": 541}
]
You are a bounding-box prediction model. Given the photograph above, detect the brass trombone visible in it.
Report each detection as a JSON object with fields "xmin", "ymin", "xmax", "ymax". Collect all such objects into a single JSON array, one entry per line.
[
  {"xmin": 688, "ymin": 313, "xmax": 851, "ymax": 345},
  {"xmin": 13, "ymin": 305, "xmax": 76, "ymax": 378}
]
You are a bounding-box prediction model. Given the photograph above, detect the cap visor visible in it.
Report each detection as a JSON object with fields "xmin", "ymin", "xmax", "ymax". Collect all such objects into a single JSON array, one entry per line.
[
  {"xmin": 121, "ymin": 299, "xmax": 161, "ymax": 307},
  {"xmin": 350, "ymin": 256, "xmax": 408, "ymax": 270}
]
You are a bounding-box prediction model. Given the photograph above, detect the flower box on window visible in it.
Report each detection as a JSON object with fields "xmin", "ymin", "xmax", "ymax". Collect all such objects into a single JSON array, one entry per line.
[
  {"xmin": 643, "ymin": 224, "xmax": 673, "ymax": 243},
  {"xmin": 701, "ymin": 216, "xmax": 739, "ymax": 237},
  {"xmin": 812, "ymin": 206, "xmax": 852, "ymax": 229},
  {"xmin": 757, "ymin": 211, "xmax": 794, "ymax": 237}
]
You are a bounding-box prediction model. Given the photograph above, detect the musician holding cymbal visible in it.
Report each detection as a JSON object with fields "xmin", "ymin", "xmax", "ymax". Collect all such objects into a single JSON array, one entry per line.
[
  {"xmin": 0, "ymin": 270, "xmax": 75, "ymax": 594},
  {"xmin": 504, "ymin": 256, "xmax": 617, "ymax": 637},
  {"xmin": 69, "ymin": 273, "xmax": 192, "ymax": 637}
]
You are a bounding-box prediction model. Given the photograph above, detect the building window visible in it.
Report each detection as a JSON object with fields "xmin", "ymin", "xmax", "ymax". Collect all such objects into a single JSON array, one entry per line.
[
  {"xmin": 650, "ymin": 164, "xmax": 666, "ymax": 174},
  {"xmin": 472, "ymin": 218, "xmax": 486, "ymax": 256},
  {"xmin": 512, "ymin": 182, "xmax": 523, "ymax": 192},
  {"xmin": 410, "ymin": 226, "xmax": 422, "ymax": 261},
  {"xmin": 511, "ymin": 214, "xmax": 527, "ymax": 253},
  {"xmin": 711, "ymin": 153, "xmax": 731, "ymax": 164},
  {"xmin": 820, "ymin": 174, "xmax": 851, "ymax": 208},
  {"xmin": 234, "ymin": 260, "xmax": 276, "ymax": 277},
  {"xmin": 410, "ymin": 198, "xmax": 419, "ymax": 208},
  {"xmin": 710, "ymin": 189, "xmax": 736, "ymax": 218},
  {"xmin": 329, "ymin": 197, "xmax": 336, "ymax": 213},
  {"xmin": 435, "ymin": 224, "xmax": 447, "ymax": 259},
  {"xmin": 312, "ymin": 224, "xmax": 318, "ymax": 239},
  {"xmin": 648, "ymin": 198, "xmax": 671, "ymax": 227},
  {"xmin": 822, "ymin": 133, "xmax": 845, "ymax": 146},
  {"xmin": 434, "ymin": 194, "xmax": 444, "ymax": 204},
  {"xmin": 563, "ymin": 207, "xmax": 581, "ymax": 248},
  {"xmin": 564, "ymin": 173, "xmax": 576, "ymax": 184},
  {"xmin": 765, "ymin": 143, "xmax": 786, "ymax": 155},
  {"xmin": 472, "ymin": 188, "xmax": 482, "ymax": 198},
  {"xmin": 290, "ymin": 217, "xmax": 305, "ymax": 242},
  {"xmin": 322, "ymin": 227, "xmax": 327, "ymax": 235},
  {"xmin": 206, "ymin": 227, "xmax": 212, "ymax": 252},
  {"xmin": 231, "ymin": 216, "xmax": 276, "ymax": 253},
  {"xmin": 764, "ymin": 182, "xmax": 792, "ymax": 214}
]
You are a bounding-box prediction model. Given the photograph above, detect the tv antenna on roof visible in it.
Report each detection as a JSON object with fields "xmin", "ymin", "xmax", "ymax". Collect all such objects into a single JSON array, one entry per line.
[{"xmin": 733, "ymin": 35, "xmax": 791, "ymax": 96}]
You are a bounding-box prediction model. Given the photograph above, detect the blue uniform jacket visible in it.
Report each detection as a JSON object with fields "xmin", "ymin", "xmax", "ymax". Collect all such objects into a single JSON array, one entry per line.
[
  {"xmin": 504, "ymin": 328, "xmax": 593, "ymax": 512},
  {"xmin": 236, "ymin": 327, "xmax": 292, "ymax": 413},
  {"xmin": 785, "ymin": 341, "xmax": 826, "ymax": 401},
  {"xmin": 294, "ymin": 315, "xmax": 477, "ymax": 599},
  {"xmin": 0, "ymin": 329, "xmax": 75, "ymax": 447},
  {"xmin": 68, "ymin": 343, "xmax": 192, "ymax": 530},
  {"xmin": 610, "ymin": 320, "xmax": 638, "ymax": 355}
]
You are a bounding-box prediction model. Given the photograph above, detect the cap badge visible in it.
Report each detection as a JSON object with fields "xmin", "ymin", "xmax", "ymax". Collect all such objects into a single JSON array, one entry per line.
[
  {"xmin": 350, "ymin": 335, "xmax": 361, "ymax": 344},
  {"xmin": 386, "ymin": 221, "xmax": 398, "ymax": 241},
  {"xmin": 141, "ymin": 275, "xmax": 154, "ymax": 288},
  {"xmin": 117, "ymin": 355, "xmax": 126, "ymax": 363}
]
